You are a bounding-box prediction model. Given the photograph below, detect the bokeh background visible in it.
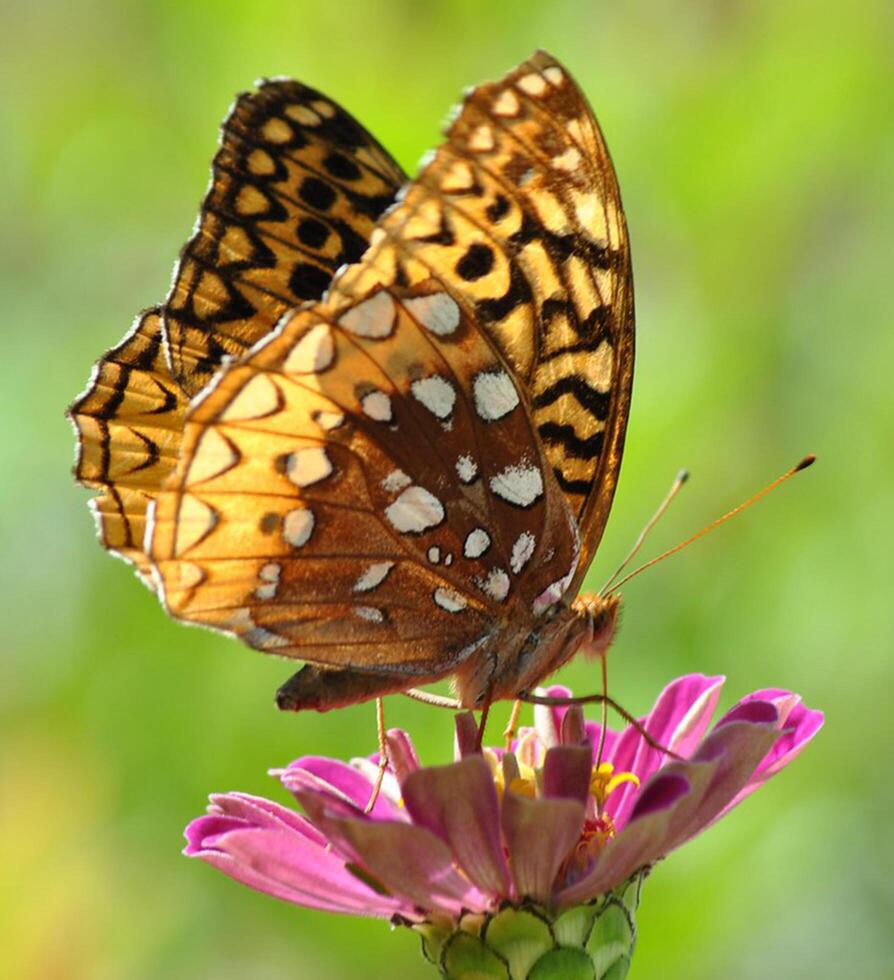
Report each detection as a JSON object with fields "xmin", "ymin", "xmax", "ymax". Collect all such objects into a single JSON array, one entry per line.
[{"xmin": 3, "ymin": 1, "xmax": 892, "ymax": 977}]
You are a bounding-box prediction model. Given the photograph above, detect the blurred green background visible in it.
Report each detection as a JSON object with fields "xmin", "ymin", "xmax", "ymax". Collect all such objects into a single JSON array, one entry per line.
[{"xmin": 2, "ymin": 1, "xmax": 892, "ymax": 977}]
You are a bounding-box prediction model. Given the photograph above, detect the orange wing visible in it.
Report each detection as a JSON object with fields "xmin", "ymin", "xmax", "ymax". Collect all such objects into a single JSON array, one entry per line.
[
  {"xmin": 69, "ymin": 310, "xmax": 187, "ymax": 583},
  {"xmin": 334, "ymin": 50, "xmax": 634, "ymax": 582}
]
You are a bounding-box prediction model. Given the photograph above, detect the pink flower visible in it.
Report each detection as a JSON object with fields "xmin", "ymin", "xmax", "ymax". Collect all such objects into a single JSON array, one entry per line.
[{"xmin": 184, "ymin": 674, "xmax": 821, "ymax": 922}]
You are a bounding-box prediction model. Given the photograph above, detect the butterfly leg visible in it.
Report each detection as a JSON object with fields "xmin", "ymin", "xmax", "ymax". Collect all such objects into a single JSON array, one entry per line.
[
  {"xmin": 475, "ymin": 697, "xmax": 493, "ymax": 750},
  {"xmin": 595, "ymin": 652, "xmax": 610, "ymax": 768},
  {"xmin": 364, "ymin": 697, "xmax": 388, "ymax": 814},
  {"xmin": 503, "ymin": 699, "xmax": 523, "ymax": 751}
]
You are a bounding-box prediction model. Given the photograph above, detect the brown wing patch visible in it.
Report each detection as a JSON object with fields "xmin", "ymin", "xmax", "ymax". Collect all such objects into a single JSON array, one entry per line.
[
  {"xmin": 68, "ymin": 309, "xmax": 188, "ymax": 582},
  {"xmin": 163, "ymin": 78, "xmax": 407, "ymax": 395}
]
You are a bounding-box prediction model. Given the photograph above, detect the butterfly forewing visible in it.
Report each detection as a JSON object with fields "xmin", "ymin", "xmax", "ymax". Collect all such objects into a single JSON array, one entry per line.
[
  {"xmin": 334, "ymin": 51, "xmax": 633, "ymax": 581},
  {"xmin": 149, "ymin": 279, "xmax": 578, "ymax": 674},
  {"xmin": 164, "ymin": 78, "xmax": 407, "ymax": 394}
]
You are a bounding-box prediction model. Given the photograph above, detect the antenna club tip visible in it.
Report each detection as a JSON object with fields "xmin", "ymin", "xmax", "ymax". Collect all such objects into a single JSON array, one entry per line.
[
  {"xmin": 795, "ymin": 454, "xmax": 817, "ymax": 473},
  {"xmin": 677, "ymin": 468, "xmax": 690, "ymax": 484}
]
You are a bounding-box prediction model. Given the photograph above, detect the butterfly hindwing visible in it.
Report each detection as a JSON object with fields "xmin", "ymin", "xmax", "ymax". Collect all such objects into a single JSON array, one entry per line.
[
  {"xmin": 69, "ymin": 309, "xmax": 188, "ymax": 583},
  {"xmin": 149, "ymin": 279, "xmax": 578, "ymax": 676}
]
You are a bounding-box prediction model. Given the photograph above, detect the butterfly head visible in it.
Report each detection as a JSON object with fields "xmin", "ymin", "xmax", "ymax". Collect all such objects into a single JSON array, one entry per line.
[{"xmin": 570, "ymin": 591, "xmax": 622, "ymax": 660}]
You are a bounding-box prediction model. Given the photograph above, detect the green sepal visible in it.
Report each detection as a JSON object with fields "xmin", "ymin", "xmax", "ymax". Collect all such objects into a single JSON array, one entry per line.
[{"xmin": 410, "ymin": 870, "xmax": 645, "ymax": 979}]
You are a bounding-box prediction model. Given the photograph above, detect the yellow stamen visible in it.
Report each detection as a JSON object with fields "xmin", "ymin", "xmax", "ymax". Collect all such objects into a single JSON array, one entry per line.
[
  {"xmin": 484, "ymin": 749, "xmax": 538, "ymax": 799},
  {"xmin": 589, "ymin": 762, "xmax": 639, "ymax": 808}
]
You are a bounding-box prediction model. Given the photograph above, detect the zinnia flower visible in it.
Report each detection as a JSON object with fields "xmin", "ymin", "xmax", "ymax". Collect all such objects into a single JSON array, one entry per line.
[{"xmin": 185, "ymin": 674, "xmax": 822, "ymax": 978}]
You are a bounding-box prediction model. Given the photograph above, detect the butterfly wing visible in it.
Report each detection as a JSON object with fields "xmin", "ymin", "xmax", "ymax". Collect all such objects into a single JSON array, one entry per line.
[
  {"xmin": 335, "ymin": 50, "xmax": 634, "ymax": 583},
  {"xmin": 147, "ymin": 51, "xmax": 631, "ymax": 700},
  {"xmin": 69, "ymin": 309, "xmax": 188, "ymax": 583},
  {"xmin": 164, "ymin": 77, "xmax": 408, "ymax": 395},
  {"xmin": 149, "ymin": 280, "xmax": 578, "ymax": 681},
  {"xmin": 70, "ymin": 82, "xmax": 407, "ymax": 575}
]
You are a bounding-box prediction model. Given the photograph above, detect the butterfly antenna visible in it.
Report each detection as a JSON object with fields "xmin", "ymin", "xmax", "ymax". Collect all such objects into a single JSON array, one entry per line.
[
  {"xmin": 607, "ymin": 455, "xmax": 816, "ymax": 594},
  {"xmin": 600, "ymin": 469, "xmax": 689, "ymax": 595}
]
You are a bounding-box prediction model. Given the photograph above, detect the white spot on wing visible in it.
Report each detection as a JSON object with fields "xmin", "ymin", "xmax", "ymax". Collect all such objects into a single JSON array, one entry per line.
[
  {"xmin": 381, "ymin": 469, "xmax": 411, "ymax": 493},
  {"xmin": 286, "ymin": 447, "xmax": 333, "ymax": 487},
  {"xmin": 361, "ymin": 389, "xmax": 393, "ymax": 422},
  {"xmin": 511, "ymin": 532, "xmax": 536, "ymax": 574},
  {"xmin": 473, "ymin": 370, "xmax": 519, "ymax": 421},
  {"xmin": 544, "ymin": 66, "xmax": 564, "ymax": 86},
  {"xmin": 188, "ymin": 428, "xmax": 238, "ymax": 484},
  {"xmin": 174, "ymin": 496, "xmax": 217, "ymax": 556},
  {"xmin": 338, "ymin": 291, "xmax": 396, "ymax": 338},
  {"xmin": 283, "ymin": 323, "xmax": 334, "ymax": 373},
  {"xmin": 313, "ymin": 410, "xmax": 344, "ymax": 431},
  {"xmin": 411, "ymin": 376, "xmax": 455, "ymax": 419},
  {"xmin": 464, "ymin": 528, "xmax": 491, "ymax": 559},
  {"xmin": 469, "ymin": 124, "xmax": 495, "ymax": 152},
  {"xmin": 493, "ymin": 89, "xmax": 520, "ymax": 117},
  {"xmin": 427, "ymin": 546, "xmax": 441, "ymax": 564},
  {"xmin": 477, "ymin": 568, "xmax": 510, "ymax": 602},
  {"xmin": 456, "ymin": 455, "xmax": 478, "ymax": 483},
  {"xmin": 434, "ymin": 587, "xmax": 467, "ymax": 613},
  {"xmin": 403, "ymin": 292, "xmax": 461, "ymax": 336},
  {"xmin": 490, "ymin": 462, "xmax": 543, "ymax": 507},
  {"xmin": 256, "ymin": 562, "xmax": 281, "ymax": 600},
  {"xmin": 353, "ymin": 561, "xmax": 394, "ymax": 593},
  {"xmin": 385, "ymin": 485, "xmax": 445, "ymax": 533},
  {"xmin": 518, "ymin": 72, "xmax": 547, "ymax": 96},
  {"xmin": 552, "ymin": 147, "xmax": 581, "ymax": 172},
  {"xmin": 354, "ymin": 605, "xmax": 385, "ymax": 623},
  {"xmin": 220, "ymin": 373, "xmax": 281, "ymax": 421},
  {"xmin": 283, "ymin": 508, "xmax": 314, "ymax": 548}
]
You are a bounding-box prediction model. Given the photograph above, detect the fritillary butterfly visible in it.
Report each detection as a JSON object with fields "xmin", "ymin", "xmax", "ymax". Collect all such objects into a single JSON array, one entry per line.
[{"xmin": 69, "ymin": 51, "xmax": 634, "ymax": 711}]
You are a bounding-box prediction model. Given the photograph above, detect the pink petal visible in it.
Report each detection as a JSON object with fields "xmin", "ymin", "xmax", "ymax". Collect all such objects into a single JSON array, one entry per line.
[
  {"xmin": 402, "ymin": 756, "xmax": 512, "ymax": 899},
  {"xmin": 299, "ymin": 795, "xmax": 489, "ymax": 915},
  {"xmin": 454, "ymin": 712, "xmax": 480, "ymax": 759},
  {"xmin": 609, "ymin": 674, "xmax": 724, "ymax": 827},
  {"xmin": 560, "ymin": 705, "xmax": 587, "ymax": 746},
  {"xmin": 556, "ymin": 806, "xmax": 676, "ymax": 905},
  {"xmin": 384, "ymin": 728, "xmax": 421, "ymax": 784},
  {"xmin": 583, "ymin": 721, "xmax": 619, "ymax": 761},
  {"xmin": 533, "ymin": 685, "xmax": 572, "ymax": 748},
  {"xmin": 718, "ymin": 697, "xmax": 823, "ymax": 818},
  {"xmin": 207, "ymin": 792, "xmax": 327, "ymax": 844},
  {"xmin": 279, "ymin": 757, "xmax": 401, "ymax": 820},
  {"xmin": 501, "ymin": 792, "xmax": 585, "ymax": 903},
  {"xmin": 543, "ymin": 745, "xmax": 593, "ymax": 804},
  {"xmin": 664, "ymin": 716, "xmax": 781, "ymax": 849},
  {"xmin": 185, "ymin": 823, "xmax": 408, "ymax": 917}
]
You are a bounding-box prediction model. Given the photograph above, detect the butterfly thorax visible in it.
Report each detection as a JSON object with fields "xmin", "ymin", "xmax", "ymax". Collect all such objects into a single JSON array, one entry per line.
[{"xmin": 454, "ymin": 592, "xmax": 621, "ymax": 706}]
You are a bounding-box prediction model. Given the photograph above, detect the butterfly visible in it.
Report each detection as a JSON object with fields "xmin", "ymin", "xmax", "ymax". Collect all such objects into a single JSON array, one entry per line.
[{"xmin": 69, "ymin": 51, "xmax": 634, "ymax": 712}]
